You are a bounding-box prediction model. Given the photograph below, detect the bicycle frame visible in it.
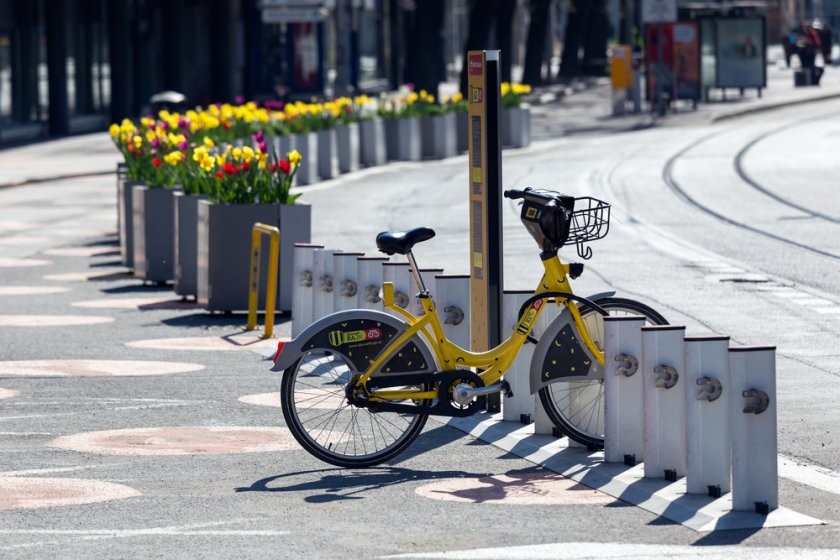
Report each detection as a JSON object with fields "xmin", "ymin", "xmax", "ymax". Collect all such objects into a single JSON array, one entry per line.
[{"xmin": 358, "ymin": 254, "xmax": 606, "ymax": 402}]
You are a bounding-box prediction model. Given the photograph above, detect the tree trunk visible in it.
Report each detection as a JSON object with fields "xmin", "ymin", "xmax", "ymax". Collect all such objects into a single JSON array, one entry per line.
[
  {"xmin": 459, "ymin": 0, "xmax": 501, "ymax": 95},
  {"xmin": 496, "ymin": 0, "xmax": 517, "ymax": 82},
  {"xmin": 523, "ymin": 0, "xmax": 552, "ymax": 85},
  {"xmin": 559, "ymin": 0, "xmax": 592, "ymax": 80},
  {"xmin": 581, "ymin": 0, "xmax": 608, "ymax": 76},
  {"xmin": 405, "ymin": 0, "xmax": 446, "ymax": 94}
]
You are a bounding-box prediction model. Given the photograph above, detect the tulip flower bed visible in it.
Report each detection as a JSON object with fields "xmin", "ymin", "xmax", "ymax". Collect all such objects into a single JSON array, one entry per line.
[{"xmin": 109, "ymin": 82, "xmax": 531, "ymax": 311}]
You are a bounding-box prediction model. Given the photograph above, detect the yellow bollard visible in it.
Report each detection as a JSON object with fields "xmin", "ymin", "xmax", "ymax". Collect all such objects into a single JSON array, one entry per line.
[{"xmin": 246, "ymin": 222, "xmax": 281, "ymax": 338}]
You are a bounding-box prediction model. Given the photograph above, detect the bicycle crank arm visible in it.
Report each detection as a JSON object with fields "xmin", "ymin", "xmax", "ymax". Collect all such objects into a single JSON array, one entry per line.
[
  {"xmin": 453, "ymin": 382, "xmax": 505, "ymax": 407},
  {"xmin": 358, "ymin": 397, "xmax": 485, "ymax": 418}
]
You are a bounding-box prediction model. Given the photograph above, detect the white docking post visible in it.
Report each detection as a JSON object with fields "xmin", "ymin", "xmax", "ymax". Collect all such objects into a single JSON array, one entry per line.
[
  {"xmin": 311, "ymin": 248, "xmax": 339, "ymax": 321},
  {"xmin": 333, "ymin": 252, "xmax": 364, "ymax": 312},
  {"xmin": 685, "ymin": 336, "xmax": 731, "ymax": 497},
  {"xmin": 603, "ymin": 316, "xmax": 646, "ymax": 465},
  {"xmin": 434, "ymin": 275, "xmax": 471, "ymax": 351},
  {"xmin": 357, "ymin": 256, "xmax": 388, "ymax": 311},
  {"xmin": 502, "ymin": 291, "xmax": 538, "ymax": 423},
  {"xmin": 291, "ymin": 243, "xmax": 324, "ymax": 338},
  {"xmin": 729, "ymin": 346, "xmax": 778, "ymax": 513},
  {"xmin": 409, "ymin": 268, "xmax": 443, "ymax": 317},
  {"xmin": 529, "ymin": 299, "xmax": 562, "ymax": 436},
  {"xmin": 642, "ymin": 325, "xmax": 687, "ymax": 481},
  {"xmin": 382, "ymin": 262, "xmax": 411, "ymax": 317}
]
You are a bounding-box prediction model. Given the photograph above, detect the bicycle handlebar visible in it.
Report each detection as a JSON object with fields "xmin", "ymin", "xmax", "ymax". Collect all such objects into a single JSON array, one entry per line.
[{"xmin": 503, "ymin": 188, "xmax": 528, "ymax": 200}]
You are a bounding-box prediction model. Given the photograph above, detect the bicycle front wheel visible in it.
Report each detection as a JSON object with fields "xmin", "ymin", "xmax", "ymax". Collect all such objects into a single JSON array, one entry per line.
[
  {"xmin": 538, "ymin": 297, "xmax": 667, "ymax": 449},
  {"xmin": 281, "ymin": 348, "xmax": 429, "ymax": 468}
]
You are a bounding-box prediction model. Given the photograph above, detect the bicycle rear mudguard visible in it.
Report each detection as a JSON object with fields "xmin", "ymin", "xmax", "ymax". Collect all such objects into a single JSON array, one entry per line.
[
  {"xmin": 529, "ymin": 308, "xmax": 603, "ymax": 394},
  {"xmin": 271, "ymin": 309, "xmax": 436, "ymax": 376}
]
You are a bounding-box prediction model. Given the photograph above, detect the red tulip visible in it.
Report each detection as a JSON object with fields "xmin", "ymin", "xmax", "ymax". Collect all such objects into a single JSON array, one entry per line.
[
  {"xmin": 278, "ymin": 159, "xmax": 291, "ymax": 175},
  {"xmin": 215, "ymin": 171, "xmax": 224, "ymax": 179},
  {"xmin": 152, "ymin": 158, "xmax": 162, "ymax": 168}
]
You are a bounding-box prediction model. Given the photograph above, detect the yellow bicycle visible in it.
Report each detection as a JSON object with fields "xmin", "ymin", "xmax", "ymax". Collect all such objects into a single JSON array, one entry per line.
[{"xmin": 273, "ymin": 188, "xmax": 667, "ymax": 467}]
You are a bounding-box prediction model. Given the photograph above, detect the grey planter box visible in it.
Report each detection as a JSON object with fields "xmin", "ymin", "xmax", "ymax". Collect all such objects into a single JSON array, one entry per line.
[
  {"xmin": 271, "ymin": 135, "xmax": 293, "ymax": 162},
  {"xmin": 421, "ymin": 114, "xmax": 457, "ymax": 160},
  {"xmin": 173, "ymin": 192, "xmax": 208, "ymax": 298},
  {"xmin": 336, "ymin": 123, "xmax": 360, "ymax": 173},
  {"xmin": 132, "ymin": 186, "xmax": 177, "ymax": 283},
  {"xmin": 290, "ymin": 132, "xmax": 317, "ymax": 185},
  {"xmin": 502, "ymin": 106, "xmax": 531, "ymax": 148},
  {"xmin": 359, "ymin": 119, "xmax": 386, "ymax": 167},
  {"xmin": 456, "ymin": 111, "xmax": 469, "ymax": 153},
  {"xmin": 118, "ymin": 179, "xmax": 143, "ymax": 268},
  {"xmin": 197, "ymin": 202, "xmax": 311, "ymax": 312},
  {"xmin": 317, "ymin": 128, "xmax": 338, "ymax": 180},
  {"xmin": 386, "ymin": 116, "xmax": 421, "ymax": 161}
]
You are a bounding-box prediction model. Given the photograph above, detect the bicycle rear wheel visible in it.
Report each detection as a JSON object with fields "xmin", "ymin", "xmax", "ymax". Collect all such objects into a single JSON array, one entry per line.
[
  {"xmin": 538, "ymin": 297, "xmax": 667, "ymax": 449},
  {"xmin": 281, "ymin": 348, "xmax": 430, "ymax": 468}
]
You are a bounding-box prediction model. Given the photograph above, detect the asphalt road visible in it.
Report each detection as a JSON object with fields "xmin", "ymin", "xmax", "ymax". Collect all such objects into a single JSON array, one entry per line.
[{"xmin": 2, "ymin": 99, "xmax": 840, "ymax": 557}]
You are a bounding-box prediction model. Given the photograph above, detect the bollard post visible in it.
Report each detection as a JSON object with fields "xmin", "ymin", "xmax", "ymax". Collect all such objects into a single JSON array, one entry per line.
[
  {"xmin": 409, "ymin": 268, "xmax": 442, "ymax": 317},
  {"xmin": 502, "ymin": 291, "xmax": 537, "ymax": 423},
  {"xmin": 603, "ymin": 316, "xmax": 646, "ymax": 464},
  {"xmin": 642, "ymin": 325, "xmax": 687, "ymax": 481},
  {"xmin": 434, "ymin": 275, "xmax": 471, "ymax": 350},
  {"xmin": 333, "ymin": 252, "xmax": 364, "ymax": 312},
  {"xmin": 311, "ymin": 248, "xmax": 340, "ymax": 322},
  {"xmin": 729, "ymin": 346, "xmax": 777, "ymax": 513},
  {"xmin": 382, "ymin": 262, "xmax": 411, "ymax": 318},
  {"xmin": 685, "ymin": 336, "xmax": 731, "ymax": 497},
  {"xmin": 291, "ymin": 243, "xmax": 324, "ymax": 337},
  {"xmin": 529, "ymin": 298, "xmax": 563, "ymax": 436},
  {"xmin": 356, "ymin": 256, "xmax": 389, "ymax": 311}
]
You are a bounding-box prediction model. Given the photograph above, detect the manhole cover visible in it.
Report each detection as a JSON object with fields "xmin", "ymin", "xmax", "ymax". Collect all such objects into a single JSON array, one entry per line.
[
  {"xmin": 0, "ymin": 360, "xmax": 205, "ymax": 377},
  {"xmin": 51, "ymin": 426, "xmax": 297, "ymax": 455},
  {"xmin": 0, "ymin": 476, "xmax": 139, "ymax": 510}
]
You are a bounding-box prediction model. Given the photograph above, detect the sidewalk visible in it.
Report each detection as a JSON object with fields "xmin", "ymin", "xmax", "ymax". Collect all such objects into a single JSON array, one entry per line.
[{"xmin": 2, "ymin": 59, "xmax": 840, "ymax": 188}]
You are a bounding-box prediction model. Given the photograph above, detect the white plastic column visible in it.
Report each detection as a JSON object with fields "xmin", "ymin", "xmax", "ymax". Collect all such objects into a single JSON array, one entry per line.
[
  {"xmin": 642, "ymin": 325, "xmax": 687, "ymax": 480},
  {"xmin": 409, "ymin": 268, "xmax": 443, "ymax": 317},
  {"xmin": 603, "ymin": 316, "xmax": 646, "ymax": 464},
  {"xmin": 357, "ymin": 256, "xmax": 388, "ymax": 311},
  {"xmin": 502, "ymin": 291, "xmax": 537, "ymax": 423},
  {"xmin": 333, "ymin": 252, "xmax": 364, "ymax": 312},
  {"xmin": 311, "ymin": 249, "xmax": 339, "ymax": 322},
  {"xmin": 530, "ymin": 300, "xmax": 562, "ymax": 436},
  {"xmin": 730, "ymin": 346, "xmax": 778, "ymax": 513},
  {"xmin": 434, "ymin": 275, "xmax": 471, "ymax": 350},
  {"xmin": 382, "ymin": 262, "xmax": 411, "ymax": 318},
  {"xmin": 685, "ymin": 336, "xmax": 731, "ymax": 496},
  {"xmin": 291, "ymin": 243, "xmax": 324, "ymax": 338}
]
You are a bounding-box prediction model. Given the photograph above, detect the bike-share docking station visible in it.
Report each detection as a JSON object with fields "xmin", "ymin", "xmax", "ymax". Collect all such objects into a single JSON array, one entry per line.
[{"xmin": 275, "ymin": 48, "xmax": 822, "ymax": 533}]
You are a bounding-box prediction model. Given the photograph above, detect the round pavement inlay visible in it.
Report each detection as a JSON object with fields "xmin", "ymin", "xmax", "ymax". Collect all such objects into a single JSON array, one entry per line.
[
  {"xmin": 72, "ymin": 297, "xmax": 196, "ymax": 310},
  {"xmin": 0, "ymin": 360, "xmax": 205, "ymax": 377},
  {"xmin": 43, "ymin": 247, "xmax": 120, "ymax": 258},
  {"xmin": 50, "ymin": 426, "xmax": 297, "ymax": 456},
  {"xmin": 0, "ymin": 315, "xmax": 114, "ymax": 327},
  {"xmin": 415, "ymin": 472, "xmax": 613, "ymax": 505},
  {"xmin": 239, "ymin": 391, "xmax": 345, "ymax": 410},
  {"xmin": 0, "ymin": 257, "xmax": 52, "ymax": 268},
  {"xmin": 0, "ymin": 286, "xmax": 70, "ymax": 296},
  {"xmin": 0, "ymin": 476, "xmax": 140, "ymax": 510},
  {"xmin": 0, "ymin": 388, "xmax": 20, "ymax": 400},
  {"xmin": 239, "ymin": 393, "xmax": 281, "ymax": 408},
  {"xmin": 127, "ymin": 335, "xmax": 280, "ymax": 352}
]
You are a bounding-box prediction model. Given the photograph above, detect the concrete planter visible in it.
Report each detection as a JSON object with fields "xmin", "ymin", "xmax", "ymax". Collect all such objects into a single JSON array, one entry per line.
[
  {"xmin": 386, "ymin": 116, "xmax": 421, "ymax": 161},
  {"xmin": 456, "ymin": 111, "xmax": 469, "ymax": 153},
  {"xmin": 317, "ymin": 128, "xmax": 339, "ymax": 180},
  {"xmin": 290, "ymin": 132, "xmax": 317, "ymax": 185},
  {"xmin": 197, "ymin": 202, "xmax": 311, "ymax": 312},
  {"xmin": 118, "ymin": 179, "xmax": 144, "ymax": 268},
  {"xmin": 421, "ymin": 114, "xmax": 457, "ymax": 160},
  {"xmin": 132, "ymin": 186, "xmax": 177, "ymax": 283},
  {"xmin": 358, "ymin": 118, "xmax": 386, "ymax": 167},
  {"xmin": 271, "ymin": 135, "xmax": 293, "ymax": 162},
  {"xmin": 336, "ymin": 123, "xmax": 360, "ymax": 173},
  {"xmin": 173, "ymin": 192, "xmax": 208, "ymax": 298},
  {"xmin": 502, "ymin": 106, "xmax": 531, "ymax": 148}
]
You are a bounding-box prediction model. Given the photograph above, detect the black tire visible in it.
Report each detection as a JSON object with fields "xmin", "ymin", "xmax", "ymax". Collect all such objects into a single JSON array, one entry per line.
[
  {"xmin": 281, "ymin": 348, "xmax": 429, "ymax": 468},
  {"xmin": 538, "ymin": 297, "xmax": 667, "ymax": 449}
]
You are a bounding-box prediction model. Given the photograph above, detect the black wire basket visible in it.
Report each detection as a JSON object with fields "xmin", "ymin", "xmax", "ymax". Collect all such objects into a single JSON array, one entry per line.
[{"xmin": 566, "ymin": 196, "xmax": 611, "ymax": 259}]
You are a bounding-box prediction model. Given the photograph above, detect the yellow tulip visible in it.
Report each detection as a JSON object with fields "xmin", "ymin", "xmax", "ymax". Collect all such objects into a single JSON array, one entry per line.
[
  {"xmin": 288, "ymin": 149, "xmax": 302, "ymax": 166},
  {"xmin": 204, "ymin": 137, "xmax": 215, "ymax": 149},
  {"xmin": 109, "ymin": 124, "xmax": 120, "ymax": 137},
  {"xmin": 199, "ymin": 154, "xmax": 215, "ymax": 171},
  {"xmin": 232, "ymin": 147, "xmax": 242, "ymax": 159},
  {"xmin": 241, "ymin": 146, "xmax": 254, "ymax": 162},
  {"xmin": 133, "ymin": 135, "xmax": 143, "ymax": 148}
]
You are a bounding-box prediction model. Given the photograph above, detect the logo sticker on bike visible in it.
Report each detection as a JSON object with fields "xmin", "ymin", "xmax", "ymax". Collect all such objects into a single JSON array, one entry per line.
[
  {"xmin": 517, "ymin": 300, "xmax": 544, "ymax": 335},
  {"xmin": 328, "ymin": 328, "xmax": 382, "ymax": 347}
]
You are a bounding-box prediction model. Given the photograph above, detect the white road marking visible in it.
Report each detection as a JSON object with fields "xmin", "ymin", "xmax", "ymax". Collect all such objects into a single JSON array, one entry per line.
[
  {"xmin": 382, "ymin": 541, "xmax": 840, "ymax": 559},
  {"xmin": 778, "ymin": 456, "xmax": 840, "ymax": 495}
]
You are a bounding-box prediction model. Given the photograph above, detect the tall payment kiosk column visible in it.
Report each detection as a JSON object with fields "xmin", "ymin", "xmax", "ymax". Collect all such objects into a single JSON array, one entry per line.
[{"xmin": 468, "ymin": 50, "xmax": 503, "ymax": 412}]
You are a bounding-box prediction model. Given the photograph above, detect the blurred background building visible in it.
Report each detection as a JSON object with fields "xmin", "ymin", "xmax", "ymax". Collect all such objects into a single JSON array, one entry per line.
[{"xmin": 0, "ymin": 0, "xmax": 837, "ymax": 145}]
